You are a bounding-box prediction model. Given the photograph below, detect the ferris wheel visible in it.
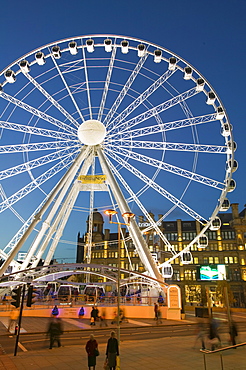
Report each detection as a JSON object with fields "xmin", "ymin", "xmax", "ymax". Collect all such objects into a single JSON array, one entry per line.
[{"xmin": 0, "ymin": 35, "xmax": 237, "ymax": 281}]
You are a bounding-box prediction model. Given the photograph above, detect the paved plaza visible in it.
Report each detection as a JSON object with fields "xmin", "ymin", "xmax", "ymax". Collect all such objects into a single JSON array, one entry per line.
[
  {"xmin": 0, "ymin": 335, "xmax": 246, "ymax": 370},
  {"xmin": 0, "ymin": 316, "xmax": 245, "ymax": 369}
]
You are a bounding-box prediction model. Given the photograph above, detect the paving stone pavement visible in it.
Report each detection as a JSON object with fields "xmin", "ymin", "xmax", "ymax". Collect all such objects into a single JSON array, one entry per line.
[
  {"xmin": 0, "ymin": 335, "xmax": 245, "ymax": 370},
  {"xmin": 0, "ymin": 316, "xmax": 245, "ymax": 369}
]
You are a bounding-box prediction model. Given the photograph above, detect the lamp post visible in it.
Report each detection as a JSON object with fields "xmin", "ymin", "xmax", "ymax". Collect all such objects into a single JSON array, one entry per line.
[{"xmin": 104, "ymin": 209, "xmax": 135, "ymax": 345}]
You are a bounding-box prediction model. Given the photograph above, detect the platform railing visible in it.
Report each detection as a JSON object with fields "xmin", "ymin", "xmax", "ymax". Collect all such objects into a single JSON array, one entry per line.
[
  {"xmin": 200, "ymin": 341, "xmax": 246, "ymax": 370},
  {"xmin": 0, "ymin": 295, "xmax": 166, "ymax": 311}
]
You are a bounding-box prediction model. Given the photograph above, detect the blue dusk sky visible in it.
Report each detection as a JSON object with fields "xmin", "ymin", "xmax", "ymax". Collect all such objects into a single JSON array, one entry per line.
[{"xmin": 0, "ymin": 0, "xmax": 245, "ymax": 262}]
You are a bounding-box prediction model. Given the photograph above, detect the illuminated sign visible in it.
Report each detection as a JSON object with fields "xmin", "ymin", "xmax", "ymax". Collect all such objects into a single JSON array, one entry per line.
[
  {"xmin": 138, "ymin": 221, "xmax": 162, "ymax": 228},
  {"xmin": 198, "ymin": 264, "xmax": 227, "ymax": 280},
  {"xmin": 78, "ymin": 175, "xmax": 106, "ymax": 184}
]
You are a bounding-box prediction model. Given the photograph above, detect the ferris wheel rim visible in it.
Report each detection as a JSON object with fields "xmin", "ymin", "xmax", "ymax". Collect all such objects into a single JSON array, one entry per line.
[{"xmin": 0, "ymin": 34, "xmax": 236, "ymax": 278}]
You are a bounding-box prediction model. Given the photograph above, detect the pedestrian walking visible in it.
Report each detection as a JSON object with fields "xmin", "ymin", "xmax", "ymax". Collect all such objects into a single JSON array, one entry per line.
[
  {"xmin": 8, "ymin": 308, "xmax": 19, "ymax": 332},
  {"xmin": 100, "ymin": 308, "xmax": 108, "ymax": 327},
  {"xmin": 229, "ymin": 320, "xmax": 238, "ymax": 346},
  {"xmin": 106, "ymin": 331, "xmax": 119, "ymax": 370},
  {"xmin": 85, "ymin": 334, "xmax": 99, "ymax": 370},
  {"xmin": 156, "ymin": 307, "xmax": 162, "ymax": 325},
  {"xmin": 208, "ymin": 317, "xmax": 221, "ymax": 350},
  {"xmin": 47, "ymin": 316, "xmax": 63, "ymax": 349},
  {"xmin": 193, "ymin": 318, "xmax": 206, "ymax": 350},
  {"xmin": 90, "ymin": 306, "xmax": 97, "ymax": 326},
  {"xmin": 154, "ymin": 302, "xmax": 158, "ymax": 321}
]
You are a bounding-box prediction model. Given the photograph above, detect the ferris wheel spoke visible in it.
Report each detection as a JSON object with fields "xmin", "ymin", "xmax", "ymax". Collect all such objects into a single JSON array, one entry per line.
[
  {"xmin": 107, "ymin": 145, "xmax": 224, "ymax": 189},
  {"xmin": 50, "ymin": 53, "xmax": 85, "ymax": 124},
  {"xmin": 111, "ymin": 139, "xmax": 227, "ymax": 154},
  {"xmin": 0, "ymin": 147, "xmax": 79, "ymax": 181},
  {"xmin": 0, "ymin": 153, "xmax": 76, "ymax": 214},
  {"xmin": 107, "ymin": 68, "xmax": 175, "ymax": 133},
  {"xmin": 0, "ymin": 140, "xmax": 80, "ymax": 154},
  {"xmin": 97, "ymin": 44, "xmax": 117, "ymax": 122},
  {"xmin": 0, "ymin": 121, "xmax": 76, "ymax": 141},
  {"xmin": 0, "ymin": 184, "xmax": 25, "ymax": 223},
  {"xmin": 105, "ymin": 148, "xmax": 206, "ymax": 222},
  {"xmin": 23, "ymin": 72, "xmax": 80, "ymax": 128},
  {"xmin": 0, "ymin": 92, "xmax": 77, "ymax": 134},
  {"xmin": 81, "ymin": 44, "xmax": 92, "ymax": 120},
  {"xmin": 106, "ymin": 113, "xmax": 217, "ymax": 141},
  {"xmin": 107, "ymin": 87, "xmax": 199, "ymax": 136},
  {"xmin": 103, "ymin": 53, "xmax": 149, "ymax": 128},
  {"xmin": 107, "ymin": 157, "xmax": 174, "ymax": 253}
]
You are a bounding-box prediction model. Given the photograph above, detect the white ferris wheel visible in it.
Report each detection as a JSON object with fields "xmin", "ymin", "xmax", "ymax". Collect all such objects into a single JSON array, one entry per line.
[{"xmin": 0, "ymin": 35, "xmax": 237, "ymax": 281}]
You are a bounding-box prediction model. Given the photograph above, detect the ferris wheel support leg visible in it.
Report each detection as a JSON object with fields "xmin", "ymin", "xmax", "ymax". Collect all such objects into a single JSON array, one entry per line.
[
  {"xmin": 29, "ymin": 152, "xmax": 93, "ymax": 269},
  {"xmin": 97, "ymin": 146, "xmax": 163, "ymax": 282},
  {"xmin": 0, "ymin": 147, "xmax": 89, "ymax": 277},
  {"xmin": 44, "ymin": 183, "xmax": 80, "ymax": 265}
]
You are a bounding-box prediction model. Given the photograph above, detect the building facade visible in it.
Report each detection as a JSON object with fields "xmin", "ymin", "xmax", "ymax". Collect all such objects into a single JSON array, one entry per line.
[{"xmin": 77, "ymin": 204, "xmax": 246, "ymax": 307}]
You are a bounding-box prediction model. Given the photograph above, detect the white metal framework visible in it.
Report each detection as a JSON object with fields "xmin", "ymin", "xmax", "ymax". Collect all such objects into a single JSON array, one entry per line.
[{"xmin": 0, "ymin": 35, "xmax": 236, "ymax": 280}]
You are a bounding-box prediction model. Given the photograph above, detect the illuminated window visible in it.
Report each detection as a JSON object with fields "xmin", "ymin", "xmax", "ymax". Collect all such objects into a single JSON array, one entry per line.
[
  {"xmin": 206, "ymin": 231, "xmax": 217, "ymax": 240},
  {"xmin": 229, "ymin": 257, "xmax": 233, "ymax": 264},
  {"xmin": 193, "ymin": 257, "xmax": 199, "ymax": 264},
  {"xmin": 165, "ymin": 233, "xmax": 178, "ymax": 241},
  {"xmin": 182, "ymin": 232, "xmax": 197, "ymax": 241},
  {"xmin": 234, "ymin": 256, "xmax": 238, "ymax": 263},
  {"xmin": 184, "ymin": 270, "xmax": 193, "ymax": 280},
  {"xmin": 221, "ymin": 231, "xmax": 235, "ymax": 240},
  {"xmin": 214, "ymin": 257, "xmax": 219, "ymax": 264},
  {"xmin": 224, "ymin": 256, "xmax": 229, "ymax": 264},
  {"xmin": 210, "ymin": 243, "xmax": 218, "ymax": 250},
  {"xmin": 209, "ymin": 257, "xmax": 214, "ymax": 264},
  {"xmin": 242, "ymin": 268, "xmax": 246, "ymax": 281}
]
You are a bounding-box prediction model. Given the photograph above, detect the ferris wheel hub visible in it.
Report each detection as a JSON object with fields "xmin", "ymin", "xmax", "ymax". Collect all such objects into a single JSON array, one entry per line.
[{"xmin": 77, "ymin": 119, "xmax": 106, "ymax": 146}]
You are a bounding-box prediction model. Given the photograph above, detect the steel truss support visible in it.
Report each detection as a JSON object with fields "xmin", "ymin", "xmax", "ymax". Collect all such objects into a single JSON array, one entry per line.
[
  {"xmin": 96, "ymin": 145, "xmax": 163, "ymax": 281},
  {"xmin": 0, "ymin": 147, "xmax": 89, "ymax": 277}
]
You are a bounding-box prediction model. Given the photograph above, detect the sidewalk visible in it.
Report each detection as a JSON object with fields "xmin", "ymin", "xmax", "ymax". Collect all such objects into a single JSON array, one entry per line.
[
  {"xmin": 0, "ymin": 335, "xmax": 245, "ymax": 369},
  {"xmin": 0, "ymin": 316, "xmax": 245, "ymax": 369},
  {"xmin": 0, "ymin": 316, "xmax": 196, "ymax": 336}
]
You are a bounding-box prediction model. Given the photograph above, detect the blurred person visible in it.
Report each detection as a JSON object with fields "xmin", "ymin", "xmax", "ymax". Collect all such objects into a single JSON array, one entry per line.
[
  {"xmin": 90, "ymin": 307, "xmax": 97, "ymax": 326},
  {"xmin": 100, "ymin": 308, "xmax": 108, "ymax": 327},
  {"xmin": 229, "ymin": 319, "xmax": 238, "ymax": 346},
  {"xmin": 158, "ymin": 294, "xmax": 164, "ymax": 306},
  {"xmin": 79, "ymin": 306, "xmax": 85, "ymax": 319},
  {"xmin": 156, "ymin": 307, "xmax": 162, "ymax": 325},
  {"xmin": 154, "ymin": 303, "xmax": 158, "ymax": 321},
  {"xmin": 47, "ymin": 316, "xmax": 63, "ymax": 349},
  {"xmin": 137, "ymin": 293, "xmax": 141, "ymax": 303},
  {"xmin": 51, "ymin": 304, "xmax": 59, "ymax": 316},
  {"xmin": 8, "ymin": 308, "xmax": 19, "ymax": 332},
  {"xmin": 208, "ymin": 317, "xmax": 221, "ymax": 351},
  {"xmin": 193, "ymin": 318, "xmax": 207, "ymax": 350},
  {"xmin": 106, "ymin": 331, "xmax": 119, "ymax": 370},
  {"xmin": 85, "ymin": 334, "xmax": 98, "ymax": 370}
]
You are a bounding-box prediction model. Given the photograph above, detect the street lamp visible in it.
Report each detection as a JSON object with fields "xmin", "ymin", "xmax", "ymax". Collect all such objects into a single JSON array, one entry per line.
[{"xmin": 104, "ymin": 209, "xmax": 135, "ymax": 345}]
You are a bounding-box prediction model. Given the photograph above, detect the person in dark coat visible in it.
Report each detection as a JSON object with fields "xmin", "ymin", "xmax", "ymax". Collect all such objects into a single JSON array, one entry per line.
[
  {"xmin": 85, "ymin": 334, "xmax": 98, "ymax": 370},
  {"xmin": 47, "ymin": 316, "xmax": 63, "ymax": 349},
  {"xmin": 106, "ymin": 331, "xmax": 119, "ymax": 370}
]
